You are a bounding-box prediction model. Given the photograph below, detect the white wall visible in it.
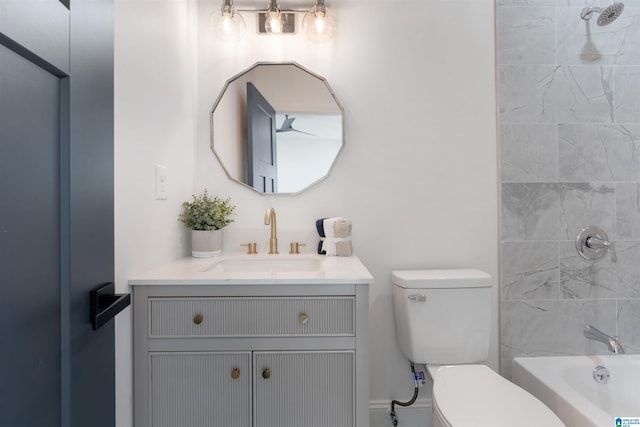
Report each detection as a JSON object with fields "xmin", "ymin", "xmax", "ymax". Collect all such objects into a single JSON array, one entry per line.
[
  {"xmin": 114, "ymin": 1, "xmax": 198, "ymax": 425},
  {"xmin": 195, "ymin": 0, "xmax": 499, "ymax": 425}
]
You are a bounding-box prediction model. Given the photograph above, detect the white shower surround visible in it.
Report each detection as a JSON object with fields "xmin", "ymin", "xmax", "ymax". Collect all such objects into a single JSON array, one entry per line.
[{"xmin": 498, "ymin": 1, "xmax": 640, "ymax": 378}]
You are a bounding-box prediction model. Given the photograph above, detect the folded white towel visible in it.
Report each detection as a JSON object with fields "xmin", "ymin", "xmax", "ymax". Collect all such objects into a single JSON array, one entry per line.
[
  {"xmin": 319, "ymin": 217, "xmax": 352, "ymax": 256},
  {"xmin": 323, "ymin": 217, "xmax": 343, "ymax": 238},
  {"xmin": 322, "ymin": 237, "xmax": 350, "ymax": 256}
]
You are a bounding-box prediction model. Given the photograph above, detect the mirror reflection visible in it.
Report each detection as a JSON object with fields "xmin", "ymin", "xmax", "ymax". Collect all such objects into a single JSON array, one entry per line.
[{"xmin": 211, "ymin": 62, "xmax": 343, "ymax": 194}]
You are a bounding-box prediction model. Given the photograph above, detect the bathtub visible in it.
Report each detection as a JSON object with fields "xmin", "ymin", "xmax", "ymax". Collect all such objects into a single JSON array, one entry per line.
[{"xmin": 513, "ymin": 355, "xmax": 640, "ymax": 427}]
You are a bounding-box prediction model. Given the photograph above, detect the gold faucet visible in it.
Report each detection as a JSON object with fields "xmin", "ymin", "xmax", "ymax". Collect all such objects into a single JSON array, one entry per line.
[{"xmin": 264, "ymin": 207, "xmax": 278, "ymax": 254}]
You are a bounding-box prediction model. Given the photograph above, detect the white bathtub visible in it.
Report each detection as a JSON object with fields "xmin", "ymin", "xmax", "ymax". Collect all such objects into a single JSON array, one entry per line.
[{"xmin": 513, "ymin": 355, "xmax": 640, "ymax": 427}]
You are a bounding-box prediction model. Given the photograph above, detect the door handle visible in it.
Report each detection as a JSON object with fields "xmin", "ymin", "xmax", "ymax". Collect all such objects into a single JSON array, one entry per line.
[{"xmin": 90, "ymin": 282, "xmax": 130, "ymax": 330}]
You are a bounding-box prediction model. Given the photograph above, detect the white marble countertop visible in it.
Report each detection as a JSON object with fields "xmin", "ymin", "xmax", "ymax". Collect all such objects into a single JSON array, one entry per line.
[{"xmin": 128, "ymin": 254, "xmax": 373, "ymax": 286}]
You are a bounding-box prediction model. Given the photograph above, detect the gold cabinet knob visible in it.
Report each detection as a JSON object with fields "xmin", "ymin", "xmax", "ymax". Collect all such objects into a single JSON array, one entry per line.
[
  {"xmin": 231, "ymin": 368, "xmax": 240, "ymax": 379},
  {"xmin": 262, "ymin": 368, "xmax": 271, "ymax": 379},
  {"xmin": 299, "ymin": 313, "xmax": 309, "ymax": 325},
  {"xmin": 193, "ymin": 313, "xmax": 203, "ymax": 325}
]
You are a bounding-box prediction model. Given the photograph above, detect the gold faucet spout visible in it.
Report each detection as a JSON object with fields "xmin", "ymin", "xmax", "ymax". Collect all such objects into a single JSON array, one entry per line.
[{"xmin": 264, "ymin": 207, "xmax": 278, "ymax": 254}]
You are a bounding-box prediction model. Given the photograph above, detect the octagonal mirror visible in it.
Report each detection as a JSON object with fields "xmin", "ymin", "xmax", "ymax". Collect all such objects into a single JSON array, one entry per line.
[{"xmin": 210, "ymin": 62, "xmax": 344, "ymax": 195}]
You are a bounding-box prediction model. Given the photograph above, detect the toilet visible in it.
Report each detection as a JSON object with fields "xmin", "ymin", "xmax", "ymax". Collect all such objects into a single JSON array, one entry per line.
[{"xmin": 391, "ymin": 269, "xmax": 565, "ymax": 427}]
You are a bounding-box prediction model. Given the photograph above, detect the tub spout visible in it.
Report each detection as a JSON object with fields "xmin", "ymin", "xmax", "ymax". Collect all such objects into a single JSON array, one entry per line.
[{"xmin": 583, "ymin": 325, "xmax": 625, "ymax": 354}]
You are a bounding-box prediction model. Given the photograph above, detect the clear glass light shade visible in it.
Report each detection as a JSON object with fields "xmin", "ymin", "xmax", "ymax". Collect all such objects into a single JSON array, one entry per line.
[
  {"xmin": 264, "ymin": 11, "xmax": 283, "ymax": 34},
  {"xmin": 302, "ymin": 4, "xmax": 335, "ymax": 42},
  {"xmin": 210, "ymin": 6, "xmax": 246, "ymax": 42}
]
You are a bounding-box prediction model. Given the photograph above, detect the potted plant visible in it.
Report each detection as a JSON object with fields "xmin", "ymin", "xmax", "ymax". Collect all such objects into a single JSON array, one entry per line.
[{"xmin": 178, "ymin": 190, "xmax": 235, "ymax": 257}]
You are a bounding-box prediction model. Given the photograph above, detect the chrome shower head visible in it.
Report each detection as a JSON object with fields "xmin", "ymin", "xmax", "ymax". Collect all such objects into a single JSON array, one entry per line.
[{"xmin": 580, "ymin": 2, "xmax": 625, "ymax": 26}]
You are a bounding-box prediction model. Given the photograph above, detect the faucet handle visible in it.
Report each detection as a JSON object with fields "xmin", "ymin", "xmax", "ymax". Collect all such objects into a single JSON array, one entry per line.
[
  {"xmin": 289, "ymin": 242, "xmax": 306, "ymax": 254},
  {"xmin": 608, "ymin": 240, "xmax": 617, "ymax": 262},
  {"xmin": 576, "ymin": 226, "xmax": 617, "ymax": 262},
  {"xmin": 240, "ymin": 242, "xmax": 258, "ymax": 255}
]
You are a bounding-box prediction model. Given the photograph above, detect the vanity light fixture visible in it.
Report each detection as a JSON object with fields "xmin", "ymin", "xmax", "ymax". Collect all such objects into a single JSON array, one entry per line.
[
  {"xmin": 263, "ymin": 0, "xmax": 284, "ymax": 34},
  {"xmin": 209, "ymin": 0, "xmax": 246, "ymax": 42},
  {"xmin": 302, "ymin": 0, "xmax": 335, "ymax": 42},
  {"xmin": 211, "ymin": 0, "xmax": 335, "ymax": 41}
]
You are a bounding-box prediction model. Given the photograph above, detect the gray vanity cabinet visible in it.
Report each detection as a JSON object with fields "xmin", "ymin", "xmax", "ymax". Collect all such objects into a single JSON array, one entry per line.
[{"xmin": 133, "ymin": 283, "xmax": 369, "ymax": 427}]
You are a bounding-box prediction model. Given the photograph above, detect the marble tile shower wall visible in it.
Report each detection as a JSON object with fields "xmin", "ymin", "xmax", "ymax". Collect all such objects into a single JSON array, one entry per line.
[{"xmin": 498, "ymin": 0, "xmax": 640, "ymax": 378}]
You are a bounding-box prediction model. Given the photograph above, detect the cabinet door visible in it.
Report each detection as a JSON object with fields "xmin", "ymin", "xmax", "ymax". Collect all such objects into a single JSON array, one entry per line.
[
  {"xmin": 149, "ymin": 352, "xmax": 251, "ymax": 427},
  {"xmin": 253, "ymin": 351, "xmax": 354, "ymax": 427}
]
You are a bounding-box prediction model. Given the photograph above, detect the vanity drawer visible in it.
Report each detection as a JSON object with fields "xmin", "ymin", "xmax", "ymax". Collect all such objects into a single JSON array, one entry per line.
[{"xmin": 148, "ymin": 297, "xmax": 355, "ymax": 338}]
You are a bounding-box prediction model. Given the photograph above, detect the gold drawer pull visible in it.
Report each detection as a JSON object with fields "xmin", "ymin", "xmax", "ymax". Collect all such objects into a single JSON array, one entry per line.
[
  {"xmin": 262, "ymin": 368, "xmax": 271, "ymax": 379},
  {"xmin": 299, "ymin": 313, "xmax": 309, "ymax": 324},
  {"xmin": 231, "ymin": 368, "xmax": 240, "ymax": 379},
  {"xmin": 193, "ymin": 313, "xmax": 204, "ymax": 325}
]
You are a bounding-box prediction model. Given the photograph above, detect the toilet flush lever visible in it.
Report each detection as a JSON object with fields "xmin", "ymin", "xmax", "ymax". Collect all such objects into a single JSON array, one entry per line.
[{"xmin": 408, "ymin": 294, "xmax": 426, "ymax": 302}]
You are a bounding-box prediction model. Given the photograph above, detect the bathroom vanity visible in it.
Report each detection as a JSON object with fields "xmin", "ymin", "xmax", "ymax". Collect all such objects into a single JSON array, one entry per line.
[{"xmin": 129, "ymin": 254, "xmax": 372, "ymax": 427}]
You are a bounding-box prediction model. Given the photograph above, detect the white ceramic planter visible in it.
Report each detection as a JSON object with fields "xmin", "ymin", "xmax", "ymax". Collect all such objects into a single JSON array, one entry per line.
[{"xmin": 191, "ymin": 229, "xmax": 222, "ymax": 257}]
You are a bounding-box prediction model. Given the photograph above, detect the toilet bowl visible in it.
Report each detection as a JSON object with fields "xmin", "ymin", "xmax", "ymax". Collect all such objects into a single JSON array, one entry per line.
[
  {"xmin": 428, "ymin": 365, "xmax": 565, "ymax": 427},
  {"xmin": 392, "ymin": 269, "xmax": 565, "ymax": 427}
]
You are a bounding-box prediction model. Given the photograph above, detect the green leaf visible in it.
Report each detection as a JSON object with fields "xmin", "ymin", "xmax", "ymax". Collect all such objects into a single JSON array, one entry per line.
[{"xmin": 178, "ymin": 189, "xmax": 236, "ymax": 230}]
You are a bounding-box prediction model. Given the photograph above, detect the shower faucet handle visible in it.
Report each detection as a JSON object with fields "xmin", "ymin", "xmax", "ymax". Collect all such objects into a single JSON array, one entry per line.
[
  {"xmin": 586, "ymin": 235, "xmax": 617, "ymax": 262},
  {"xmin": 576, "ymin": 226, "xmax": 616, "ymax": 262},
  {"xmin": 607, "ymin": 240, "xmax": 617, "ymax": 262}
]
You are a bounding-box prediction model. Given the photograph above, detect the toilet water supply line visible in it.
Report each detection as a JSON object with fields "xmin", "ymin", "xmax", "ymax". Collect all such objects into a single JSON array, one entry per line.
[{"xmin": 388, "ymin": 362, "xmax": 421, "ymax": 427}]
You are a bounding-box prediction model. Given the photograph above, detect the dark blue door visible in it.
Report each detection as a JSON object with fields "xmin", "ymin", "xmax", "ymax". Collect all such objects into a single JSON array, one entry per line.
[
  {"xmin": 0, "ymin": 2, "xmax": 115, "ymax": 426},
  {"xmin": 246, "ymin": 82, "xmax": 278, "ymax": 193},
  {"xmin": 0, "ymin": 35, "xmax": 64, "ymax": 427}
]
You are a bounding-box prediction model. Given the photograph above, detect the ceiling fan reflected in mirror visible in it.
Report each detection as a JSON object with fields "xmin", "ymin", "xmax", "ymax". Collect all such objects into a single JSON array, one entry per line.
[{"xmin": 276, "ymin": 114, "xmax": 316, "ymax": 136}]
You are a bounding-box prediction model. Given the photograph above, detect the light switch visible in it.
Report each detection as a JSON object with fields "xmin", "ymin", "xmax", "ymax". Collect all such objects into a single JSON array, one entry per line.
[{"xmin": 155, "ymin": 164, "xmax": 168, "ymax": 200}]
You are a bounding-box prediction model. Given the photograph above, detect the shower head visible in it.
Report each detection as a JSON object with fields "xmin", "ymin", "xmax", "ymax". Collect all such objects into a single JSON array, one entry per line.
[{"xmin": 580, "ymin": 2, "xmax": 625, "ymax": 26}]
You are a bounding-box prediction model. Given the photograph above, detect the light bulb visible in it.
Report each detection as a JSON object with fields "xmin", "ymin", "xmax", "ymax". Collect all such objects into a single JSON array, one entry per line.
[
  {"xmin": 302, "ymin": 2, "xmax": 335, "ymax": 42},
  {"xmin": 264, "ymin": 11, "xmax": 283, "ymax": 34},
  {"xmin": 210, "ymin": 3, "xmax": 246, "ymax": 42}
]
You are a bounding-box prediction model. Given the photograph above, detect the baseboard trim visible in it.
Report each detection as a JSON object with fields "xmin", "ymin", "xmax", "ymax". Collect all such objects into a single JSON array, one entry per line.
[{"xmin": 369, "ymin": 399, "xmax": 433, "ymax": 427}]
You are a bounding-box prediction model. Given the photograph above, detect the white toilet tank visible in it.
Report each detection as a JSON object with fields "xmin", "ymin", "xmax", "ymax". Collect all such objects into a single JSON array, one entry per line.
[{"xmin": 392, "ymin": 269, "xmax": 492, "ymax": 365}]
